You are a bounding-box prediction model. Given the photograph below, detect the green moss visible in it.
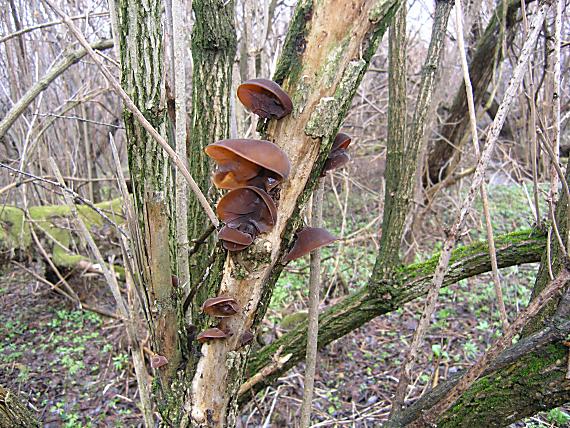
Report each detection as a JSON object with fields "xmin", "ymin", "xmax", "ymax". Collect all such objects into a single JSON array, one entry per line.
[
  {"xmin": 272, "ymin": 0, "xmax": 314, "ymax": 87},
  {"xmin": 1, "ymin": 198, "xmax": 124, "ymax": 268},
  {"xmin": 319, "ymin": 37, "xmax": 350, "ymax": 89},
  {"xmin": 513, "ymin": 344, "xmax": 563, "ymax": 380},
  {"xmin": 369, "ymin": 0, "xmax": 396, "ymax": 23},
  {"xmin": 280, "ymin": 312, "xmax": 309, "ymax": 330},
  {"xmin": 402, "ymin": 228, "xmax": 542, "ymax": 276},
  {"xmin": 0, "ymin": 206, "xmax": 28, "ymax": 249},
  {"xmin": 304, "ymin": 97, "xmax": 339, "ymax": 138}
]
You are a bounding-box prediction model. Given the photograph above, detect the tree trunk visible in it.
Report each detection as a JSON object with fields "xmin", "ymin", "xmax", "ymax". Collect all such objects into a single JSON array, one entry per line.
[
  {"xmin": 187, "ymin": 0, "xmax": 237, "ymax": 295},
  {"xmin": 183, "ymin": 0, "xmax": 401, "ymax": 425},
  {"xmin": 425, "ymin": 0, "xmax": 523, "ymax": 186},
  {"xmin": 116, "ymin": 0, "xmax": 182, "ymax": 422},
  {"xmin": 0, "ymin": 385, "xmax": 39, "ymax": 428}
]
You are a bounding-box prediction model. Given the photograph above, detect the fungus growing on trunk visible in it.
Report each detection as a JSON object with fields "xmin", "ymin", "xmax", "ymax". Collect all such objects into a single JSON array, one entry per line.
[
  {"xmin": 284, "ymin": 227, "xmax": 337, "ymax": 262},
  {"xmin": 322, "ymin": 150, "xmax": 350, "ymax": 174},
  {"xmin": 237, "ymin": 78, "xmax": 293, "ymax": 119},
  {"xmin": 217, "ymin": 186, "xmax": 277, "ymax": 234},
  {"xmin": 205, "ymin": 139, "xmax": 291, "ymax": 190},
  {"xmin": 332, "ymin": 132, "xmax": 351, "ymax": 151},
  {"xmin": 150, "ymin": 355, "xmax": 168, "ymax": 369},
  {"xmin": 202, "ymin": 296, "xmax": 240, "ymax": 318},
  {"xmin": 239, "ymin": 330, "xmax": 255, "ymax": 348},
  {"xmin": 218, "ymin": 225, "xmax": 254, "ymax": 251},
  {"xmin": 321, "ymin": 133, "xmax": 352, "ymax": 176},
  {"xmin": 196, "ymin": 327, "xmax": 229, "ymax": 343}
]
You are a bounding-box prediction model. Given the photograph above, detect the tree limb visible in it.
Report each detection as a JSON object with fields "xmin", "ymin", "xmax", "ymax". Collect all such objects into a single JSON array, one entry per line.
[
  {"xmin": 0, "ymin": 39, "xmax": 113, "ymax": 139},
  {"xmin": 242, "ymin": 229, "xmax": 546, "ymax": 401}
]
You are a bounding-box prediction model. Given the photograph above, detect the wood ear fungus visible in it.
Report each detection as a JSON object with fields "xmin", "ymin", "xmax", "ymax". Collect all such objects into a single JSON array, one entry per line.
[
  {"xmin": 150, "ymin": 355, "xmax": 168, "ymax": 369},
  {"xmin": 321, "ymin": 132, "xmax": 352, "ymax": 176},
  {"xmin": 208, "ymin": 78, "xmax": 293, "ymax": 253},
  {"xmin": 284, "ymin": 227, "xmax": 337, "ymax": 262},
  {"xmin": 196, "ymin": 327, "xmax": 229, "ymax": 343},
  {"xmin": 217, "ymin": 186, "xmax": 277, "ymax": 234},
  {"xmin": 218, "ymin": 226, "xmax": 254, "ymax": 252},
  {"xmin": 332, "ymin": 133, "xmax": 351, "ymax": 151},
  {"xmin": 205, "ymin": 139, "xmax": 290, "ymax": 191},
  {"xmin": 237, "ymin": 78, "xmax": 293, "ymax": 120},
  {"xmin": 239, "ymin": 330, "xmax": 255, "ymax": 348},
  {"xmin": 202, "ymin": 296, "xmax": 240, "ymax": 318}
]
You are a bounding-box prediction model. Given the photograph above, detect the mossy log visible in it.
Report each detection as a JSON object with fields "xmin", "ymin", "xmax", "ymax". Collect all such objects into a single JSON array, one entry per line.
[
  {"xmin": 0, "ymin": 385, "xmax": 40, "ymax": 428},
  {"xmin": 243, "ymin": 229, "xmax": 546, "ymax": 400},
  {"xmin": 0, "ymin": 198, "xmax": 124, "ymax": 269},
  {"xmin": 395, "ymin": 328, "xmax": 570, "ymax": 427}
]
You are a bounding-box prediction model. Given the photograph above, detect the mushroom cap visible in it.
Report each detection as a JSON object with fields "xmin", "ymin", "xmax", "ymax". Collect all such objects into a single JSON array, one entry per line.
[
  {"xmin": 202, "ymin": 295, "xmax": 240, "ymax": 317},
  {"xmin": 332, "ymin": 133, "xmax": 352, "ymax": 151},
  {"xmin": 218, "ymin": 225, "xmax": 254, "ymax": 251},
  {"xmin": 196, "ymin": 327, "xmax": 229, "ymax": 343},
  {"xmin": 217, "ymin": 186, "xmax": 277, "ymax": 234},
  {"xmin": 205, "ymin": 139, "xmax": 291, "ymax": 189},
  {"xmin": 284, "ymin": 227, "xmax": 337, "ymax": 262},
  {"xmin": 237, "ymin": 79, "xmax": 293, "ymax": 119},
  {"xmin": 321, "ymin": 150, "xmax": 350, "ymax": 176},
  {"xmin": 150, "ymin": 355, "xmax": 168, "ymax": 369},
  {"xmin": 239, "ymin": 330, "xmax": 255, "ymax": 347}
]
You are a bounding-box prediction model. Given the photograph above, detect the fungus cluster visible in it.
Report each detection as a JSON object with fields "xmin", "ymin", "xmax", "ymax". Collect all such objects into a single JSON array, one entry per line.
[
  {"xmin": 205, "ymin": 79, "xmax": 292, "ymax": 253},
  {"xmin": 196, "ymin": 79, "xmax": 351, "ymax": 344},
  {"xmin": 197, "ymin": 78, "xmax": 294, "ymax": 344}
]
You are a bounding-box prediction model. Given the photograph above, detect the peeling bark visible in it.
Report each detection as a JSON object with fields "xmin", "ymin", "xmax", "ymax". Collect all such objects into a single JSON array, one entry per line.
[{"xmin": 185, "ymin": 0, "xmax": 401, "ymax": 426}]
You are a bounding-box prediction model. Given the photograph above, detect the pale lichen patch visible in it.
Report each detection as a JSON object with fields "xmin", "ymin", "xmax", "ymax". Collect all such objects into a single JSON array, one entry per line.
[
  {"xmin": 304, "ymin": 97, "xmax": 339, "ymax": 138},
  {"xmin": 369, "ymin": 0, "xmax": 393, "ymax": 23}
]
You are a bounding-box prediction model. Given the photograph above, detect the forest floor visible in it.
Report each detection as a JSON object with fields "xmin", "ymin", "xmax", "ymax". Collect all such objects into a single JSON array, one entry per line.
[{"xmin": 0, "ymin": 184, "xmax": 569, "ymax": 427}]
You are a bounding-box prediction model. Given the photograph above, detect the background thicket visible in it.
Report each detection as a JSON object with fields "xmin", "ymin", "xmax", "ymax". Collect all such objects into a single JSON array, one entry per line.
[{"xmin": 0, "ymin": 0, "xmax": 569, "ymax": 426}]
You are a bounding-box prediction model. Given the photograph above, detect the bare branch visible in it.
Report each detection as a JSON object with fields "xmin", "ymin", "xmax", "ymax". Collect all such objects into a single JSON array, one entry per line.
[
  {"xmin": 454, "ymin": 0, "xmax": 509, "ymax": 329},
  {"xmin": 0, "ymin": 39, "xmax": 113, "ymax": 139},
  {"xmin": 42, "ymin": 0, "xmax": 219, "ymax": 227},
  {"xmin": 390, "ymin": 0, "xmax": 551, "ymax": 418}
]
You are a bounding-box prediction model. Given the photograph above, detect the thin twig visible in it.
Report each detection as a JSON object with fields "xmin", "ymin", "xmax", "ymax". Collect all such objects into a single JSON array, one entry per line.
[
  {"xmin": 0, "ymin": 11, "xmax": 109, "ymax": 44},
  {"xmin": 0, "ymin": 39, "xmax": 113, "ymax": 138},
  {"xmin": 12, "ymin": 261, "xmax": 120, "ymax": 319},
  {"xmin": 390, "ymin": 0, "xmax": 550, "ymax": 418},
  {"xmin": 49, "ymin": 158, "xmax": 154, "ymax": 427},
  {"xmin": 549, "ymin": 0, "xmax": 561, "ymax": 199},
  {"xmin": 520, "ymin": 0, "xmax": 541, "ymax": 227},
  {"xmin": 43, "ymin": 0, "xmax": 219, "ymax": 227},
  {"xmin": 172, "ymin": 0, "xmax": 191, "ymax": 294},
  {"xmin": 454, "ymin": 0, "xmax": 509, "ymax": 329},
  {"xmin": 300, "ymin": 180, "xmax": 324, "ymax": 427}
]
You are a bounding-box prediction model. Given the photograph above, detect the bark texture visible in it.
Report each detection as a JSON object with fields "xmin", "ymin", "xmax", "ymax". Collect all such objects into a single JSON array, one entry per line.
[
  {"xmin": 425, "ymin": 0, "xmax": 523, "ymax": 186},
  {"xmin": 376, "ymin": 0, "xmax": 451, "ymax": 291},
  {"xmin": 117, "ymin": 0, "xmax": 182, "ymax": 420},
  {"xmin": 187, "ymin": 0, "xmax": 237, "ymax": 293},
  {"xmin": 379, "ymin": 1, "xmax": 407, "ymax": 268},
  {"xmin": 0, "ymin": 385, "xmax": 39, "ymax": 428}
]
